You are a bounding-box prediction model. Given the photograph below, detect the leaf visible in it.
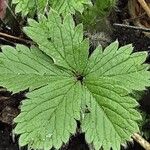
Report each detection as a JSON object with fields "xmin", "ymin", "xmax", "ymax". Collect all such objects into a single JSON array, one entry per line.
[
  {"xmin": 82, "ymin": 41, "xmax": 150, "ymax": 150},
  {"xmin": 13, "ymin": 0, "xmax": 37, "ymax": 16},
  {"xmin": 84, "ymin": 41, "xmax": 150, "ymax": 92},
  {"xmin": 15, "ymin": 80, "xmax": 83, "ymax": 150},
  {"xmin": 12, "ymin": 0, "xmax": 92, "ymax": 16},
  {"xmin": 24, "ymin": 10, "xmax": 89, "ymax": 73},
  {"xmin": 82, "ymin": 84, "xmax": 141, "ymax": 150},
  {"xmin": 12, "ymin": 0, "xmax": 48, "ymax": 16},
  {"xmin": 51, "ymin": 0, "xmax": 92, "ymax": 15},
  {"xmin": 80, "ymin": 0, "xmax": 117, "ymax": 30},
  {"xmin": 0, "ymin": 12, "xmax": 150, "ymax": 150},
  {"xmin": 0, "ymin": 43, "xmax": 82, "ymax": 150},
  {"xmin": 0, "ymin": 45, "xmax": 70, "ymax": 93}
]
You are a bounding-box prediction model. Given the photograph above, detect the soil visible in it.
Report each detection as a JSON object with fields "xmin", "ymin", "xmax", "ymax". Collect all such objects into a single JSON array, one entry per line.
[{"xmin": 0, "ymin": 0, "xmax": 150, "ymax": 150}]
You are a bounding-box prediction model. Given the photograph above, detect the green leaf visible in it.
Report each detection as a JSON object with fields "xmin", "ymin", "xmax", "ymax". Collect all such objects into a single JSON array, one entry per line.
[
  {"xmin": 0, "ymin": 43, "xmax": 82, "ymax": 150},
  {"xmin": 84, "ymin": 41, "xmax": 150, "ymax": 92},
  {"xmin": 51, "ymin": 0, "xmax": 92, "ymax": 15},
  {"xmin": 12, "ymin": 0, "xmax": 92, "ymax": 16},
  {"xmin": 82, "ymin": 84, "xmax": 141, "ymax": 150},
  {"xmin": 24, "ymin": 10, "xmax": 89, "ymax": 73},
  {"xmin": 15, "ymin": 80, "xmax": 83, "ymax": 150},
  {"xmin": 0, "ymin": 12, "xmax": 150, "ymax": 150},
  {"xmin": 12, "ymin": 0, "xmax": 48, "ymax": 16},
  {"xmin": 0, "ymin": 45, "xmax": 70, "ymax": 93},
  {"xmin": 81, "ymin": 41, "xmax": 150, "ymax": 150}
]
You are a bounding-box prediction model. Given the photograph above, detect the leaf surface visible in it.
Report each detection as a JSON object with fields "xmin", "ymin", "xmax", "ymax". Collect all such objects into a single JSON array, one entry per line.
[
  {"xmin": 12, "ymin": 0, "xmax": 91, "ymax": 16},
  {"xmin": 24, "ymin": 11, "xmax": 89, "ymax": 73},
  {"xmin": 0, "ymin": 12, "xmax": 150, "ymax": 150},
  {"xmin": 15, "ymin": 80, "xmax": 83, "ymax": 150},
  {"xmin": 0, "ymin": 45, "xmax": 70, "ymax": 93},
  {"xmin": 13, "ymin": 0, "xmax": 48, "ymax": 16},
  {"xmin": 81, "ymin": 41, "xmax": 150, "ymax": 150},
  {"xmin": 51, "ymin": 0, "xmax": 92, "ymax": 15}
]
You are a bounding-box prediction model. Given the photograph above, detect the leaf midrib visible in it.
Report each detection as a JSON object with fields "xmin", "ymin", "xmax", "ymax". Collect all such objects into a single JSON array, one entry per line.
[{"xmin": 85, "ymin": 84, "xmax": 131, "ymax": 140}]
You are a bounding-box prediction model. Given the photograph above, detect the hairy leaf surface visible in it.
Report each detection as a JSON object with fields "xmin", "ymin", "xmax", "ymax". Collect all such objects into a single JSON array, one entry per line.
[
  {"xmin": 12, "ymin": 0, "xmax": 91, "ymax": 16},
  {"xmin": 51, "ymin": 0, "xmax": 92, "ymax": 15},
  {"xmin": 0, "ymin": 12, "xmax": 150, "ymax": 150},
  {"xmin": 24, "ymin": 11, "xmax": 89, "ymax": 73},
  {"xmin": 12, "ymin": 0, "xmax": 48, "ymax": 16},
  {"xmin": 0, "ymin": 45, "xmax": 70, "ymax": 93},
  {"xmin": 15, "ymin": 80, "xmax": 82, "ymax": 150},
  {"xmin": 81, "ymin": 42, "xmax": 150, "ymax": 150}
]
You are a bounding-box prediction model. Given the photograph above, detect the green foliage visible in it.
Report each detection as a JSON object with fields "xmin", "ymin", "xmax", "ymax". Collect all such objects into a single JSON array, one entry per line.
[
  {"xmin": 88, "ymin": 0, "xmax": 117, "ymax": 17},
  {"xmin": 80, "ymin": 0, "xmax": 118, "ymax": 30},
  {"xmin": 51, "ymin": 0, "xmax": 92, "ymax": 15},
  {"xmin": 12, "ymin": 0, "xmax": 92, "ymax": 16},
  {"xmin": 12, "ymin": 0, "xmax": 45, "ymax": 16},
  {"xmin": 0, "ymin": 10, "xmax": 150, "ymax": 150}
]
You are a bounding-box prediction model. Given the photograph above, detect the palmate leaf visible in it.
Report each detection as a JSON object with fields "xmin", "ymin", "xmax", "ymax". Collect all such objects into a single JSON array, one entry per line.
[
  {"xmin": 12, "ymin": 0, "xmax": 92, "ymax": 16},
  {"xmin": 0, "ymin": 11, "xmax": 150, "ymax": 150},
  {"xmin": 24, "ymin": 11, "xmax": 89, "ymax": 73},
  {"xmin": 82, "ymin": 42, "xmax": 150, "ymax": 150},
  {"xmin": 0, "ymin": 44, "xmax": 82, "ymax": 150}
]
